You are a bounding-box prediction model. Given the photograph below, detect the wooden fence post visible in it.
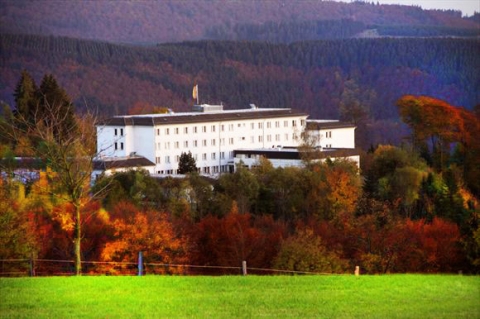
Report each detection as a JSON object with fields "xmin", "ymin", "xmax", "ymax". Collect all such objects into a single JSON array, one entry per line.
[
  {"xmin": 138, "ymin": 251, "xmax": 143, "ymax": 276},
  {"xmin": 242, "ymin": 260, "xmax": 247, "ymax": 276},
  {"xmin": 355, "ymin": 266, "xmax": 360, "ymax": 276}
]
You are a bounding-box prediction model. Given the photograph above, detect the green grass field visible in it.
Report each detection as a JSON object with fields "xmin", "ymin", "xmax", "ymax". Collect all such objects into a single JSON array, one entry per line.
[{"xmin": 0, "ymin": 275, "xmax": 479, "ymax": 318}]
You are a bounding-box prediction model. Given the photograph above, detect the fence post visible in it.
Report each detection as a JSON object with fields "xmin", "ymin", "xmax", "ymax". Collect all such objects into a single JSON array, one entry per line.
[
  {"xmin": 355, "ymin": 265, "xmax": 360, "ymax": 276},
  {"xmin": 138, "ymin": 251, "xmax": 143, "ymax": 276},
  {"xmin": 242, "ymin": 260, "xmax": 247, "ymax": 276},
  {"xmin": 29, "ymin": 253, "xmax": 35, "ymax": 277}
]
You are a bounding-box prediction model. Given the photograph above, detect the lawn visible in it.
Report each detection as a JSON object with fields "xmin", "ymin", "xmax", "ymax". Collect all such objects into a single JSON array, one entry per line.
[{"xmin": 0, "ymin": 275, "xmax": 479, "ymax": 318}]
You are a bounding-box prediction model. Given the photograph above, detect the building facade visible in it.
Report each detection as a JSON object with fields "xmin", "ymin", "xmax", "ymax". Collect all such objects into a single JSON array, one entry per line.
[{"xmin": 96, "ymin": 104, "xmax": 356, "ymax": 176}]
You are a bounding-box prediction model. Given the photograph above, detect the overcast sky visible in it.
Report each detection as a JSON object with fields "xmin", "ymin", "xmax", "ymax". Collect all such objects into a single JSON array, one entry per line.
[{"xmin": 332, "ymin": 0, "xmax": 479, "ymax": 16}]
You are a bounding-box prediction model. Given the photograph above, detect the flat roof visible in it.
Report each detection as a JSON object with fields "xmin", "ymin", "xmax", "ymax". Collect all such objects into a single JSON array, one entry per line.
[
  {"xmin": 306, "ymin": 120, "xmax": 356, "ymax": 130},
  {"xmin": 234, "ymin": 147, "xmax": 360, "ymax": 160},
  {"xmin": 93, "ymin": 156, "xmax": 155, "ymax": 170},
  {"xmin": 99, "ymin": 108, "xmax": 308, "ymax": 126}
]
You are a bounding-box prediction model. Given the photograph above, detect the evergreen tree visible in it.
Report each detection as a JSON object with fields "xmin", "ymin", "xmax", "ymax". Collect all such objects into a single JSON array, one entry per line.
[
  {"xmin": 37, "ymin": 74, "xmax": 77, "ymax": 142},
  {"xmin": 13, "ymin": 70, "xmax": 38, "ymax": 126},
  {"xmin": 177, "ymin": 151, "xmax": 197, "ymax": 174}
]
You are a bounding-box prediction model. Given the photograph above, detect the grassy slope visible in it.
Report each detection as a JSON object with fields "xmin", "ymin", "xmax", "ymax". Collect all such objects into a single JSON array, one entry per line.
[{"xmin": 0, "ymin": 275, "xmax": 479, "ymax": 318}]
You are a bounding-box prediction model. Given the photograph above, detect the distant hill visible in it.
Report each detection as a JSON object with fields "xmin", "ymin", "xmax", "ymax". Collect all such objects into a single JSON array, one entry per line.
[
  {"xmin": 1, "ymin": 0, "xmax": 478, "ymax": 44},
  {"xmin": 1, "ymin": 34, "xmax": 478, "ymax": 148}
]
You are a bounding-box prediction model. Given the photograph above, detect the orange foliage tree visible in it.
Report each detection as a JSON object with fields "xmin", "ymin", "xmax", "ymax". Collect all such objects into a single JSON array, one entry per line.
[
  {"xmin": 101, "ymin": 201, "xmax": 188, "ymax": 274},
  {"xmin": 192, "ymin": 202, "xmax": 286, "ymax": 272}
]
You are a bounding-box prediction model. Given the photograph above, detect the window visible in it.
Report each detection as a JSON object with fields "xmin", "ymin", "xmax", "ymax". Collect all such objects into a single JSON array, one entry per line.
[
  {"xmin": 275, "ymin": 134, "xmax": 280, "ymax": 141},
  {"xmin": 211, "ymin": 125, "xmax": 216, "ymax": 132},
  {"xmin": 285, "ymin": 133, "xmax": 289, "ymax": 141},
  {"xmin": 166, "ymin": 156, "xmax": 170, "ymax": 163},
  {"xmin": 229, "ymin": 138, "xmax": 234, "ymax": 145},
  {"xmin": 258, "ymin": 122, "xmax": 263, "ymax": 129},
  {"xmin": 157, "ymin": 128, "xmax": 160, "ymax": 136},
  {"xmin": 229, "ymin": 124, "xmax": 234, "ymax": 131},
  {"xmin": 184, "ymin": 141, "xmax": 189, "ymax": 148},
  {"xmin": 275, "ymin": 121, "xmax": 280, "ymax": 128},
  {"xmin": 194, "ymin": 126, "xmax": 197, "ymax": 133},
  {"xmin": 184, "ymin": 127, "xmax": 188, "ymax": 134},
  {"xmin": 175, "ymin": 128, "xmax": 179, "ymax": 134},
  {"xmin": 258, "ymin": 136, "xmax": 263, "ymax": 142},
  {"xmin": 114, "ymin": 129, "xmax": 118, "ymax": 136},
  {"xmin": 220, "ymin": 138, "xmax": 225, "ymax": 146},
  {"xmin": 174, "ymin": 141, "xmax": 179, "ymax": 149},
  {"xmin": 267, "ymin": 135, "xmax": 272, "ymax": 142},
  {"xmin": 220, "ymin": 152, "xmax": 225, "ymax": 159},
  {"xmin": 120, "ymin": 142, "xmax": 124, "ymax": 150},
  {"xmin": 250, "ymin": 123, "xmax": 254, "ymax": 129},
  {"xmin": 301, "ymin": 120, "xmax": 305, "ymax": 126},
  {"xmin": 284, "ymin": 120, "xmax": 288, "ymax": 127},
  {"xmin": 202, "ymin": 153, "xmax": 207, "ymax": 160},
  {"xmin": 202, "ymin": 126, "xmax": 207, "ymax": 133},
  {"xmin": 166, "ymin": 128, "xmax": 170, "ymax": 135},
  {"xmin": 221, "ymin": 124, "xmax": 225, "ymax": 131},
  {"xmin": 156, "ymin": 157, "xmax": 161, "ymax": 164},
  {"xmin": 157, "ymin": 142, "xmax": 161, "ymax": 150},
  {"xmin": 211, "ymin": 153, "xmax": 216, "ymax": 160},
  {"xmin": 175, "ymin": 155, "xmax": 180, "ymax": 163},
  {"xmin": 114, "ymin": 142, "xmax": 118, "ymax": 150},
  {"xmin": 211, "ymin": 139, "xmax": 216, "ymax": 146},
  {"xmin": 202, "ymin": 140, "xmax": 207, "ymax": 147},
  {"xmin": 267, "ymin": 122, "xmax": 271, "ymax": 128},
  {"xmin": 120, "ymin": 128, "xmax": 124, "ymax": 136},
  {"xmin": 194, "ymin": 140, "xmax": 198, "ymax": 147},
  {"xmin": 165, "ymin": 142, "xmax": 170, "ymax": 149},
  {"xmin": 326, "ymin": 131, "xmax": 332, "ymax": 138},
  {"xmin": 292, "ymin": 120, "xmax": 297, "ymax": 127}
]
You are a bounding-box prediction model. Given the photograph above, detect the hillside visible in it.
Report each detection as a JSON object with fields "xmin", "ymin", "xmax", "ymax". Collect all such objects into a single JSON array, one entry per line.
[
  {"xmin": 1, "ymin": 34, "xmax": 478, "ymax": 148},
  {"xmin": 1, "ymin": 0, "xmax": 478, "ymax": 44}
]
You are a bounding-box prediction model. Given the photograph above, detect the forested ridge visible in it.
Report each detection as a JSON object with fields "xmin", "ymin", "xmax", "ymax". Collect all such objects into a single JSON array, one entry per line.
[
  {"xmin": 1, "ymin": 33, "xmax": 478, "ymax": 147},
  {"xmin": 1, "ymin": 0, "xmax": 478, "ymax": 44}
]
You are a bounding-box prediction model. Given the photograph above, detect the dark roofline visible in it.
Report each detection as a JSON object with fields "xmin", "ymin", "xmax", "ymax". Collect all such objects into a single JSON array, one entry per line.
[
  {"xmin": 0, "ymin": 157, "xmax": 46, "ymax": 170},
  {"xmin": 306, "ymin": 121, "xmax": 356, "ymax": 130},
  {"xmin": 93, "ymin": 156, "xmax": 155, "ymax": 170},
  {"xmin": 234, "ymin": 148, "xmax": 360, "ymax": 160},
  {"xmin": 99, "ymin": 108, "xmax": 308, "ymax": 127}
]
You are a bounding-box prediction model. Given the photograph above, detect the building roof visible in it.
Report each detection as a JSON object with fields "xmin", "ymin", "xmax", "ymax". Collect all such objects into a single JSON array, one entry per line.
[
  {"xmin": 93, "ymin": 156, "xmax": 155, "ymax": 170},
  {"xmin": 99, "ymin": 108, "xmax": 308, "ymax": 127},
  {"xmin": 234, "ymin": 147, "xmax": 360, "ymax": 160},
  {"xmin": 306, "ymin": 120, "xmax": 356, "ymax": 130}
]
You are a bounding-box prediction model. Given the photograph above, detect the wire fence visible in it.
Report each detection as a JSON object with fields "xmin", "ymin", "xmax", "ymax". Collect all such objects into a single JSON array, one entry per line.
[{"xmin": 0, "ymin": 255, "xmax": 335, "ymax": 277}]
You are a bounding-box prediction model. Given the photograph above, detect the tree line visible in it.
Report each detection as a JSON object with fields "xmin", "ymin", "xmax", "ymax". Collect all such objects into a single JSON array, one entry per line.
[{"xmin": 1, "ymin": 73, "xmax": 479, "ymax": 275}]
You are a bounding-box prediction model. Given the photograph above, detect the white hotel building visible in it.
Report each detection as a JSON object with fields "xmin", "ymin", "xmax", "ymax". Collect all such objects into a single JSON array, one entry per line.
[{"xmin": 95, "ymin": 104, "xmax": 357, "ymax": 176}]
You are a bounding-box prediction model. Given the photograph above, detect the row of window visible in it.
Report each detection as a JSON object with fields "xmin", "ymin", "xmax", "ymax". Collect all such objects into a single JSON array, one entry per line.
[
  {"xmin": 154, "ymin": 133, "xmax": 297, "ymax": 151},
  {"xmin": 155, "ymin": 151, "xmax": 233, "ymax": 164},
  {"xmin": 154, "ymin": 120, "xmax": 304, "ymax": 136},
  {"xmin": 157, "ymin": 165, "xmax": 230, "ymax": 175}
]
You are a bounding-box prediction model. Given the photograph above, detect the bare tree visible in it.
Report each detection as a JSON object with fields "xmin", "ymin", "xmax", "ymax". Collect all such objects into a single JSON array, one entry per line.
[{"xmin": 3, "ymin": 100, "xmax": 103, "ymax": 275}]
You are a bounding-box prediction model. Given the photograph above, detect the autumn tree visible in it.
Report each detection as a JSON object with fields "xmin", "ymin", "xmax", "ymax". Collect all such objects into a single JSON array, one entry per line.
[
  {"xmin": 1, "ymin": 72, "xmax": 101, "ymax": 275},
  {"xmin": 397, "ymin": 95, "xmax": 462, "ymax": 171},
  {"xmin": 217, "ymin": 164, "xmax": 259, "ymax": 214},
  {"xmin": 101, "ymin": 201, "xmax": 187, "ymax": 274},
  {"xmin": 273, "ymin": 228, "xmax": 347, "ymax": 273}
]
